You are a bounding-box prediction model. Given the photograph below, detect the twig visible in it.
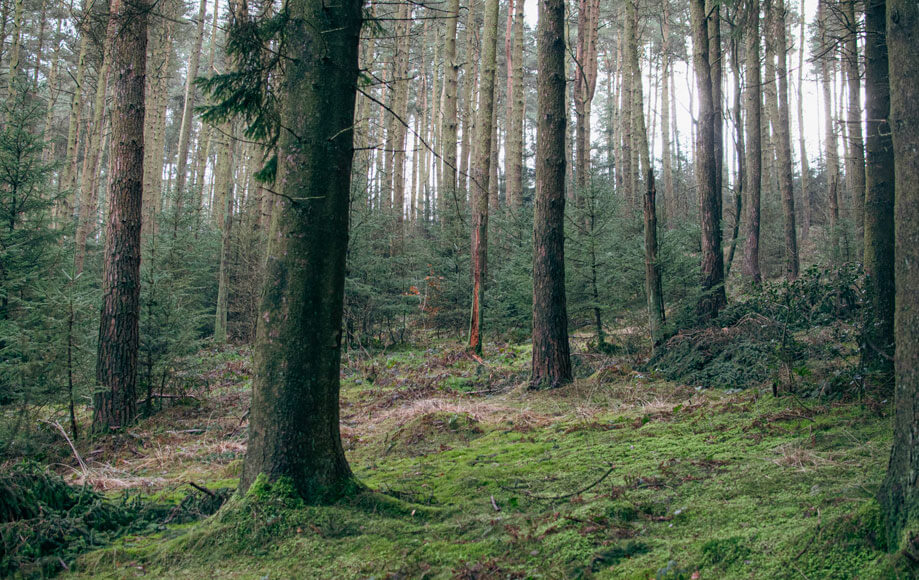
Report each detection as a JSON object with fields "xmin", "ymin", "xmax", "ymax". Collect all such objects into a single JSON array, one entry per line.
[
  {"xmin": 41, "ymin": 420, "xmax": 88, "ymax": 477},
  {"xmin": 490, "ymin": 495, "xmax": 500, "ymax": 512},
  {"xmin": 510, "ymin": 465, "xmax": 616, "ymax": 501}
]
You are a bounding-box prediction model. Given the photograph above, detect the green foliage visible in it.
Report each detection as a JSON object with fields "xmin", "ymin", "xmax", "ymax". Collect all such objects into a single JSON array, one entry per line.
[
  {"xmin": 138, "ymin": 198, "xmax": 219, "ymax": 412},
  {"xmin": 0, "ymin": 462, "xmax": 229, "ymax": 578}
]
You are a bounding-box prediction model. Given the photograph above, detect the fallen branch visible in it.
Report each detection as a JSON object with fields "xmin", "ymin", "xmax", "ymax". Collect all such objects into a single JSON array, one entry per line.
[
  {"xmin": 490, "ymin": 495, "xmax": 500, "ymax": 512},
  {"xmin": 187, "ymin": 481, "xmax": 216, "ymax": 497},
  {"xmin": 507, "ymin": 464, "xmax": 616, "ymax": 501}
]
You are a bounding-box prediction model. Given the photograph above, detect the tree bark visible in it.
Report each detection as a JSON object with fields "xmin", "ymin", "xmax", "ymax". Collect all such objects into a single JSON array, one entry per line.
[
  {"xmin": 441, "ymin": 0, "xmax": 461, "ymax": 219},
  {"xmin": 467, "ymin": 0, "xmax": 498, "ymax": 354},
  {"xmin": 660, "ymin": 0, "xmax": 674, "ymax": 226},
  {"xmin": 174, "ymin": 0, "xmax": 208, "ymax": 205},
  {"xmin": 842, "ymin": 0, "xmax": 866, "ymax": 247},
  {"xmin": 879, "ymin": 0, "xmax": 919, "ymax": 547},
  {"xmin": 797, "ymin": 0, "xmax": 811, "ymax": 241},
  {"xmin": 743, "ymin": 0, "xmax": 763, "ymax": 285},
  {"xmin": 239, "ymin": 0, "xmax": 361, "ymax": 501},
  {"xmin": 505, "ymin": 0, "xmax": 524, "ymax": 208},
  {"xmin": 725, "ymin": 17, "xmax": 744, "ymax": 279},
  {"xmin": 819, "ymin": 0, "xmax": 842, "ymax": 260},
  {"xmin": 93, "ymin": 0, "xmax": 148, "ymax": 432},
  {"xmin": 531, "ymin": 0, "xmax": 571, "ymax": 388},
  {"xmin": 863, "ymin": 0, "xmax": 895, "ymax": 369},
  {"xmin": 773, "ymin": 0, "xmax": 799, "ymax": 279},
  {"xmin": 691, "ymin": 0, "xmax": 726, "ymax": 319}
]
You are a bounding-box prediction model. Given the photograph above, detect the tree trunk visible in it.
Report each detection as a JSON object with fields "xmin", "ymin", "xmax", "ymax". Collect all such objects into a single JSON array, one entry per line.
[
  {"xmin": 142, "ymin": 0, "xmax": 175, "ymax": 237},
  {"xmin": 214, "ymin": 128, "xmax": 236, "ymax": 344},
  {"xmin": 174, "ymin": 0, "xmax": 208, "ymax": 206},
  {"xmin": 819, "ymin": 0, "xmax": 841, "ymax": 260},
  {"xmin": 842, "ymin": 0, "xmax": 866, "ymax": 248},
  {"xmin": 93, "ymin": 0, "xmax": 148, "ymax": 432},
  {"xmin": 531, "ymin": 0, "xmax": 571, "ymax": 388},
  {"xmin": 725, "ymin": 19, "xmax": 744, "ymax": 279},
  {"xmin": 708, "ymin": 0, "xmax": 723, "ymax": 234},
  {"xmin": 574, "ymin": 0, "xmax": 599, "ymax": 189},
  {"xmin": 773, "ymin": 0, "xmax": 799, "ymax": 279},
  {"xmin": 74, "ymin": 12, "xmax": 117, "ymax": 275},
  {"xmin": 505, "ymin": 0, "xmax": 524, "ymax": 208},
  {"xmin": 459, "ymin": 0, "xmax": 480, "ymax": 199},
  {"xmin": 692, "ymin": 0, "xmax": 726, "ymax": 319},
  {"xmin": 468, "ymin": 0, "xmax": 498, "ymax": 355},
  {"xmin": 879, "ymin": 0, "xmax": 919, "ymax": 547},
  {"xmin": 743, "ymin": 0, "xmax": 763, "ymax": 284},
  {"xmin": 389, "ymin": 1, "xmax": 411, "ymax": 249},
  {"xmin": 441, "ymin": 0, "xmax": 461, "ymax": 219},
  {"xmin": 239, "ymin": 0, "xmax": 361, "ymax": 502},
  {"xmin": 660, "ymin": 0, "xmax": 674, "ymax": 226},
  {"xmin": 797, "ymin": 0, "xmax": 811, "ymax": 241},
  {"xmin": 863, "ymin": 0, "xmax": 895, "ymax": 369}
]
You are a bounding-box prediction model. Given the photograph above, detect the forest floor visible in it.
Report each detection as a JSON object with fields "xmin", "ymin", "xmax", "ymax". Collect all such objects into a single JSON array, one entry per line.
[{"xmin": 43, "ymin": 336, "xmax": 902, "ymax": 579}]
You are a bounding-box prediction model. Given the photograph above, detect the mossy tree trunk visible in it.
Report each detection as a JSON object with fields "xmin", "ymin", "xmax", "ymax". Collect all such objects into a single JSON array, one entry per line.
[
  {"xmin": 93, "ymin": 0, "xmax": 148, "ymax": 432},
  {"xmin": 879, "ymin": 0, "xmax": 919, "ymax": 548},
  {"xmin": 239, "ymin": 0, "xmax": 362, "ymax": 502},
  {"xmin": 863, "ymin": 0, "xmax": 895, "ymax": 370},
  {"xmin": 530, "ymin": 0, "xmax": 571, "ymax": 388}
]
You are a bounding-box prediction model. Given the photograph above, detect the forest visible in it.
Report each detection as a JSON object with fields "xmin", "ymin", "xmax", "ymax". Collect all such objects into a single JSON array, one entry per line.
[{"xmin": 0, "ymin": 0, "xmax": 917, "ymax": 575}]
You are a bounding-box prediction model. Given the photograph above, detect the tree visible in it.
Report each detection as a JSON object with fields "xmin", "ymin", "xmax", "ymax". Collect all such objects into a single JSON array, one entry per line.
[
  {"xmin": 843, "ymin": 0, "xmax": 866, "ymax": 246},
  {"xmin": 239, "ymin": 0, "xmax": 362, "ymax": 500},
  {"xmin": 879, "ymin": 0, "xmax": 918, "ymax": 547},
  {"xmin": 574, "ymin": 0, "xmax": 599, "ymax": 188},
  {"xmin": 505, "ymin": 0, "xmax": 524, "ymax": 208},
  {"xmin": 173, "ymin": 0, "xmax": 208, "ymax": 206},
  {"xmin": 93, "ymin": 0, "xmax": 148, "ymax": 431},
  {"xmin": 818, "ymin": 0, "xmax": 842, "ymax": 260},
  {"xmin": 772, "ymin": 0, "xmax": 799, "ymax": 280},
  {"xmin": 863, "ymin": 0, "xmax": 895, "ymax": 369},
  {"xmin": 530, "ymin": 0, "xmax": 571, "ymax": 388},
  {"xmin": 691, "ymin": 0, "xmax": 726, "ymax": 319},
  {"xmin": 440, "ymin": 0, "xmax": 460, "ymax": 218},
  {"xmin": 468, "ymin": 0, "xmax": 498, "ymax": 355}
]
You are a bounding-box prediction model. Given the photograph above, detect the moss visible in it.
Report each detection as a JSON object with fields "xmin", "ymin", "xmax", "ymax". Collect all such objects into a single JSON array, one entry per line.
[{"xmin": 67, "ymin": 343, "xmax": 894, "ymax": 579}]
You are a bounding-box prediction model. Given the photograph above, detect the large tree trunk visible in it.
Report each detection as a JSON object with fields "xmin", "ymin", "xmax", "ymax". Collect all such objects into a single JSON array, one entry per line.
[
  {"xmin": 879, "ymin": 0, "xmax": 919, "ymax": 547},
  {"xmin": 530, "ymin": 0, "xmax": 571, "ymax": 388},
  {"xmin": 863, "ymin": 0, "xmax": 895, "ymax": 369},
  {"xmin": 773, "ymin": 0, "xmax": 799, "ymax": 279},
  {"xmin": 239, "ymin": 0, "xmax": 361, "ymax": 501},
  {"xmin": 93, "ymin": 0, "xmax": 148, "ymax": 432},
  {"xmin": 743, "ymin": 0, "xmax": 763, "ymax": 284},
  {"xmin": 691, "ymin": 0, "xmax": 726, "ymax": 319}
]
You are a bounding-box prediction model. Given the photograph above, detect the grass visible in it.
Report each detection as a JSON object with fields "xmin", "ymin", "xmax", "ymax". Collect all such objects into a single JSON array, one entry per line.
[{"xmin": 35, "ymin": 339, "xmax": 905, "ymax": 578}]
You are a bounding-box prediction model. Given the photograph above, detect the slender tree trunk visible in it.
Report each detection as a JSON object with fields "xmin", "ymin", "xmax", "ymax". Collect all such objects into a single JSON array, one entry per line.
[
  {"xmin": 743, "ymin": 0, "xmax": 763, "ymax": 284},
  {"xmin": 193, "ymin": 0, "xmax": 221, "ymax": 213},
  {"xmin": 93, "ymin": 0, "xmax": 148, "ymax": 432},
  {"xmin": 708, "ymin": 0, "xmax": 723, "ymax": 231},
  {"xmin": 574, "ymin": 0, "xmax": 599, "ymax": 189},
  {"xmin": 239, "ymin": 0, "xmax": 361, "ymax": 501},
  {"xmin": 841, "ymin": 0, "xmax": 866, "ymax": 248},
  {"xmin": 459, "ymin": 0, "xmax": 480, "ymax": 198},
  {"xmin": 819, "ymin": 0, "xmax": 841, "ymax": 260},
  {"xmin": 725, "ymin": 20, "xmax": 744, "ymax": 278},
  {"xmin": 531, "ymin": 0, "xmax": 571, "ymax": 388},
  {"xmin": 692, "ymin": 0, "xmax": 727, "ymax": 319},
  {"xmin": 863, "ymin": 0, "xmax": 895, "ymax": 369},
  {"xmin": 879, "ymin": 0, "xmax": 919, "ymax": 547},
  {"xmin": 142, "ymin": 0, "xmax": 175, "ymax": 237},
  {"xmin": 797, "ymin": 0, "xmax": 811, "ymax": 241},
  {"xmin": 505, "ymin": 0, "xmax": 524, "ymax": 208},
  {"xmin": 174, "ymin": 0, "xmax": 207, "ymax": 206},
  {"xmin": 74, "ymin": 13, "xmax": 117, "ymax": 275},
  {"xmin": 214, "ymin": 128, "xmax": 236, "ymax": 344},
  {"xmin": 774, "ymin": 0, "xmax": 799, "ymax": 279},
  {"xmin": 61, "ymin": 3, "xmax": 90, "ymax": 215},
  {"xmin": 390, "ymin": 2, "xmax": 411, "ymax": 249},
  {"xmin": 468, "ymin": 0, "xmax": 498, "ymax": 355},
  {"xmin": 441, "ymin": 0, "xmax": 461, "ymax": 220},
  {"xmin": 661, "ymin": 0, "xmax": 674, "ymax": 226}
]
